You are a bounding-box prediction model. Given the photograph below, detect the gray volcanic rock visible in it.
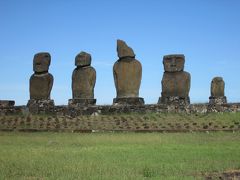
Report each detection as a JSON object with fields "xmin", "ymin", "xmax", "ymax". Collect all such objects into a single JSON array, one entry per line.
[
  {"xmin": 159, "ymin": 54, "xmax": 191, "ymax": 105},
  {"xmin": 209, "ymin": 77, "xmax": 227, "ymax": 105},
  {"xmin": 75, "ymin": 51, "xmax": 92, "ymax": 67},
  {"xmin": 72, "ymin": 67, "xmax": 96, "ymax": 99},
  {"xmin": 71, "ymin": 51, "xmax": 96, "ymax": 101},
  {"xmin": 113, "ymin": 40, "xmax": 143, "ymax": 105},
  {"xmin": 163, "ymin": 54, "xmax": 185, "ymax": 72},
  {"xmin": 211, "ymin": 77, "xmax": 225, "ymax": 97},
  {"xmin": 30, "ymin": 73, "xmax": 53, "ymax": 100},
  {"xmin": 33, "ymin": 52, "xmax": 51, "ymax": 73},
  {"xmin": 117, "ymin": 39, "xmax": 135, "ymax": 59},
  {"xmin": 161, "ymin": 71, "xmax": 191, "ymax": 98},
  {"xmin": 27, "ymin": 99, "xmax": 55, "ymax": 114},
  {"xmin": 30, "ymin": 52, "xmax": 53, "ymax": 100},
  {"xmin": 113, "ymin": 57, "xmax": 142, "ymax": 98}
]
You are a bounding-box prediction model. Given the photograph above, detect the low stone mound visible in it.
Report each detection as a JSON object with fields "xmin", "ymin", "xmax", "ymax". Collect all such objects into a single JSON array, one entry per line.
[{"xmin": 205, "ymin": 169, "xmax": 240, "ymax": 180}]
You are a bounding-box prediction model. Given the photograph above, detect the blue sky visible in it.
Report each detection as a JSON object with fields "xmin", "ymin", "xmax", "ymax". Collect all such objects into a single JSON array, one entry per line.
[{"xmin": 0, "ymin": 0, "xmax": 240, "ymax": 105}]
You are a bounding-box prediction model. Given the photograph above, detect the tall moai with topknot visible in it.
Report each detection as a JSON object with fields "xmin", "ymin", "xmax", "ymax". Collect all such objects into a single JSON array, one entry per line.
[
  {"xmin": 68, "ymin": 51, "xmax": 96, "ymax": 107},
  {"xmin": 209, "ymin": 77, "xmax": 227, "ymax": 105},
  {"xmin": 113, "ymin": 40, "xmax": 144, "ymax": 105},
  {"xmin": 158, "ymin": 54, "xmax": 191, "ymax": 106},
  {"xmin": 27, "ymin": 52, "xmax": 54, "ymax": 113}
]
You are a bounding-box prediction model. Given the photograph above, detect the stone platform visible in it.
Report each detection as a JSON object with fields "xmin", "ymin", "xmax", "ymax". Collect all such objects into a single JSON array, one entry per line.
[
  {"xmin": 27, "ymin": 99, "xmax": 55, "ymax": 114},
  {"xmin": 113, "ymin": 97, "xmax": 144, "ymax": 106},
  {"xmin": 209, "ymin": 96, "xmax": 227, "ymax": 105},
  {"xmin": 68, "ymin": 98, "xmax": 96, "ymax": 107},
  {"xmin": 158, "ymin": 96, "xmax": 190, "ymax": 106},
  {"xmin": 1, "ymin": 102, "xmax": 240, "ymax": 117}
]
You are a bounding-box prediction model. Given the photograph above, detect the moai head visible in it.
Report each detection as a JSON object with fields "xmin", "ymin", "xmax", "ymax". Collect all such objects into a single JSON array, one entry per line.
[
  {"xmin": 211, "ymin": 77, "xmax": 225, "ymax": 97},
  {"xmin": 117, "ymin": 39, "xmax": 135, "ymax": 59},
  {"xmin": 163, "ymin": 54, "xmax": 185, "ymax": 72},
  {"xmin": 75, "ymin": 51, "xmax": 91, "ymax": 67},
  {"xmin": 33, "ymin": 52, "xmax": 51, "ymax": 73}
]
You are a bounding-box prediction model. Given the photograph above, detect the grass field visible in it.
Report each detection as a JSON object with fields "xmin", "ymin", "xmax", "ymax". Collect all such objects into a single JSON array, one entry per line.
[{"xmin": 0, "ymin": 132, "xmax": 240, "ymax": 179}]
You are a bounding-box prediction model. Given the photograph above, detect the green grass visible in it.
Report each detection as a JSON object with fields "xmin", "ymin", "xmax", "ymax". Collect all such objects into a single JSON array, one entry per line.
[{"xmin": 0, "ymin": 132, "xmax": 240, "ymax": 179}]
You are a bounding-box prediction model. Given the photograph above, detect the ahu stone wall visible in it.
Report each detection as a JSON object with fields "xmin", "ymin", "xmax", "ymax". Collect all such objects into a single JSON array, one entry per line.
[{"xmin": 1, "ymin": 103, "xmax": 240, "ymax": 117}]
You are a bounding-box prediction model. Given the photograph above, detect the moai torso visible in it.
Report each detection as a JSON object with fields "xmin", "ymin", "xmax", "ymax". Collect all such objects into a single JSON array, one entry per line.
[
  {"xmin": 30, "ymin": 73, "xmax": 53, "ymax": 99},
  {"xmin": 72, "ymin": 52, "xmax": 96, "ymax": 99},
  {"xmin": 113, "ymin": 40, "xmax": 142, "ymax": 98},
  {"xmin": 211, "ymin": 77, "xmax": 225, "ymax": 97},
  {"xmin": 162, "ymin": 71, "xmax": 190, "ymax": 97},
  {"xmin": 30, "ymin": 52, "xmax": 53, "ymax": 100},
  {"xmin": 114, "ymin": 58, "xmax": 142, "ymax": 98},
  {"xmin": 160, "ymin": 54, "xmax": 191, "ymax": 103}
]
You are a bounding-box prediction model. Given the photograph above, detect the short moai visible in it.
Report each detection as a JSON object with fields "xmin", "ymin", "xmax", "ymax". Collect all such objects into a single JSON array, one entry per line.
[
  {"xmin": 27, "ymin": 52, "xmax": 54, "ymax": 113},
  {"xmin": 68, "ymin": 51, "xmax": 96, "ymax": 107},
  {"xmin": 209, "ymin": 77, "xmax": 227, "ymax": 105},
  {"xmin": 113, "ymin": 40, "xmax": 144, "ymax": 105},
  {"xmin": 158, "ymin": 54, "xmax": 191, "ymax": 106}
]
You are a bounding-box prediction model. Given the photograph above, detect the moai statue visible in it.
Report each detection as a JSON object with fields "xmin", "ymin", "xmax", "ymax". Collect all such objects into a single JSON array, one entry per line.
[
  {"xmin": 113, "ymin": 39, "xmax": 144, "ymax": 105},
  {"xmin": 158, "ymin": 54, "xmax": 191, "ymax": 106},
  {"xmin": 27, "ymin": 52, "xmax": 54, "ymax": 113},
  {"xmin": 68, "ymin": 51, "xmax": 96, "ymax": 107},
  {"xmin": 209, "ymin": 77, "xmax": 227, "ymax": 105}
]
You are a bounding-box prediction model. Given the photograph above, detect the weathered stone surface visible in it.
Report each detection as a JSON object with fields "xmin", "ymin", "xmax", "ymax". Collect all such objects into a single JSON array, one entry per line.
[
  {"xmin": 209, "ymin": 77, "xmax": 227, "ymax": 105},
  {"xmin": 113, "ymin": 57, "xmax": 142, "ymax": 99},
  {"xmin": 159, "ymin": 96, "xmax": 190, "ymax": 106},
  {"xmin": 68, "ymin": 98, "xmax": 96, "ymax": 107},
  {"xmin": 161, "ymin": 72, "xmax": 191, "ymax": 98},
  {"xmin": 163, "ymin": 54, "xmax": 185, "ymax": 72},
  {"xmin": 33, "ymin": 52, "xmax": 51, "ymax": 73},
  {"xmin": 30, "ymin": 73, "xmax": 53, "ymax": 100},
  {"xmin": 211, "ymin": 77, "xmax": 225, "ymax": 97},
  {"xmin": 27, "ymin": 99, "xmax": 55, "ymax": 114},
  {"xmin": 209, "ymin": 96, "xmax": 227, "ymax": 105},
  {"xmin": 113, "ymin": 97, "xmax": 144, "ymax": 106},
  {"xmin": 75, "ymin": 51, "xmax": 91, "ymax": 67},
  {"xmin": 71, "ymin": 52, "xmax": 96, "ymax": 101},
  {"xmin": 2, "ymin": 103, "xmax": 240, "ymax": 118},
  {"xmin": 0, "ymin": 100, "xmax": 15, "ymax": 108},
  {"xmin": 113, "ymin": 39, "xmax": 142, "ymax": 104},
  {"xmin": 30, "ymin": 52, "xmax": 54, "ymax": 100},
  {"xmin": 117, "ymin": 39, "xmax": 135, "ymax": 59},
  {"xmin": 159, "ymin": 54, "xmax": 191, "ymax": 105},
  {"xmin": 72, "ymin": 67, "xmax": 96, "ymax": 98}
]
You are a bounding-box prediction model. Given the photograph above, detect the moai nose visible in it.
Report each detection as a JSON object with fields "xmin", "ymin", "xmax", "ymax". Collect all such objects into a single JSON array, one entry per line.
[
  {"xmin": 172, "ymin": 58, "xmax": 176, "ymax": 66},
  {"xmin": 173, "ymin": 58, "xmax": 176, "ymax": 65}
]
